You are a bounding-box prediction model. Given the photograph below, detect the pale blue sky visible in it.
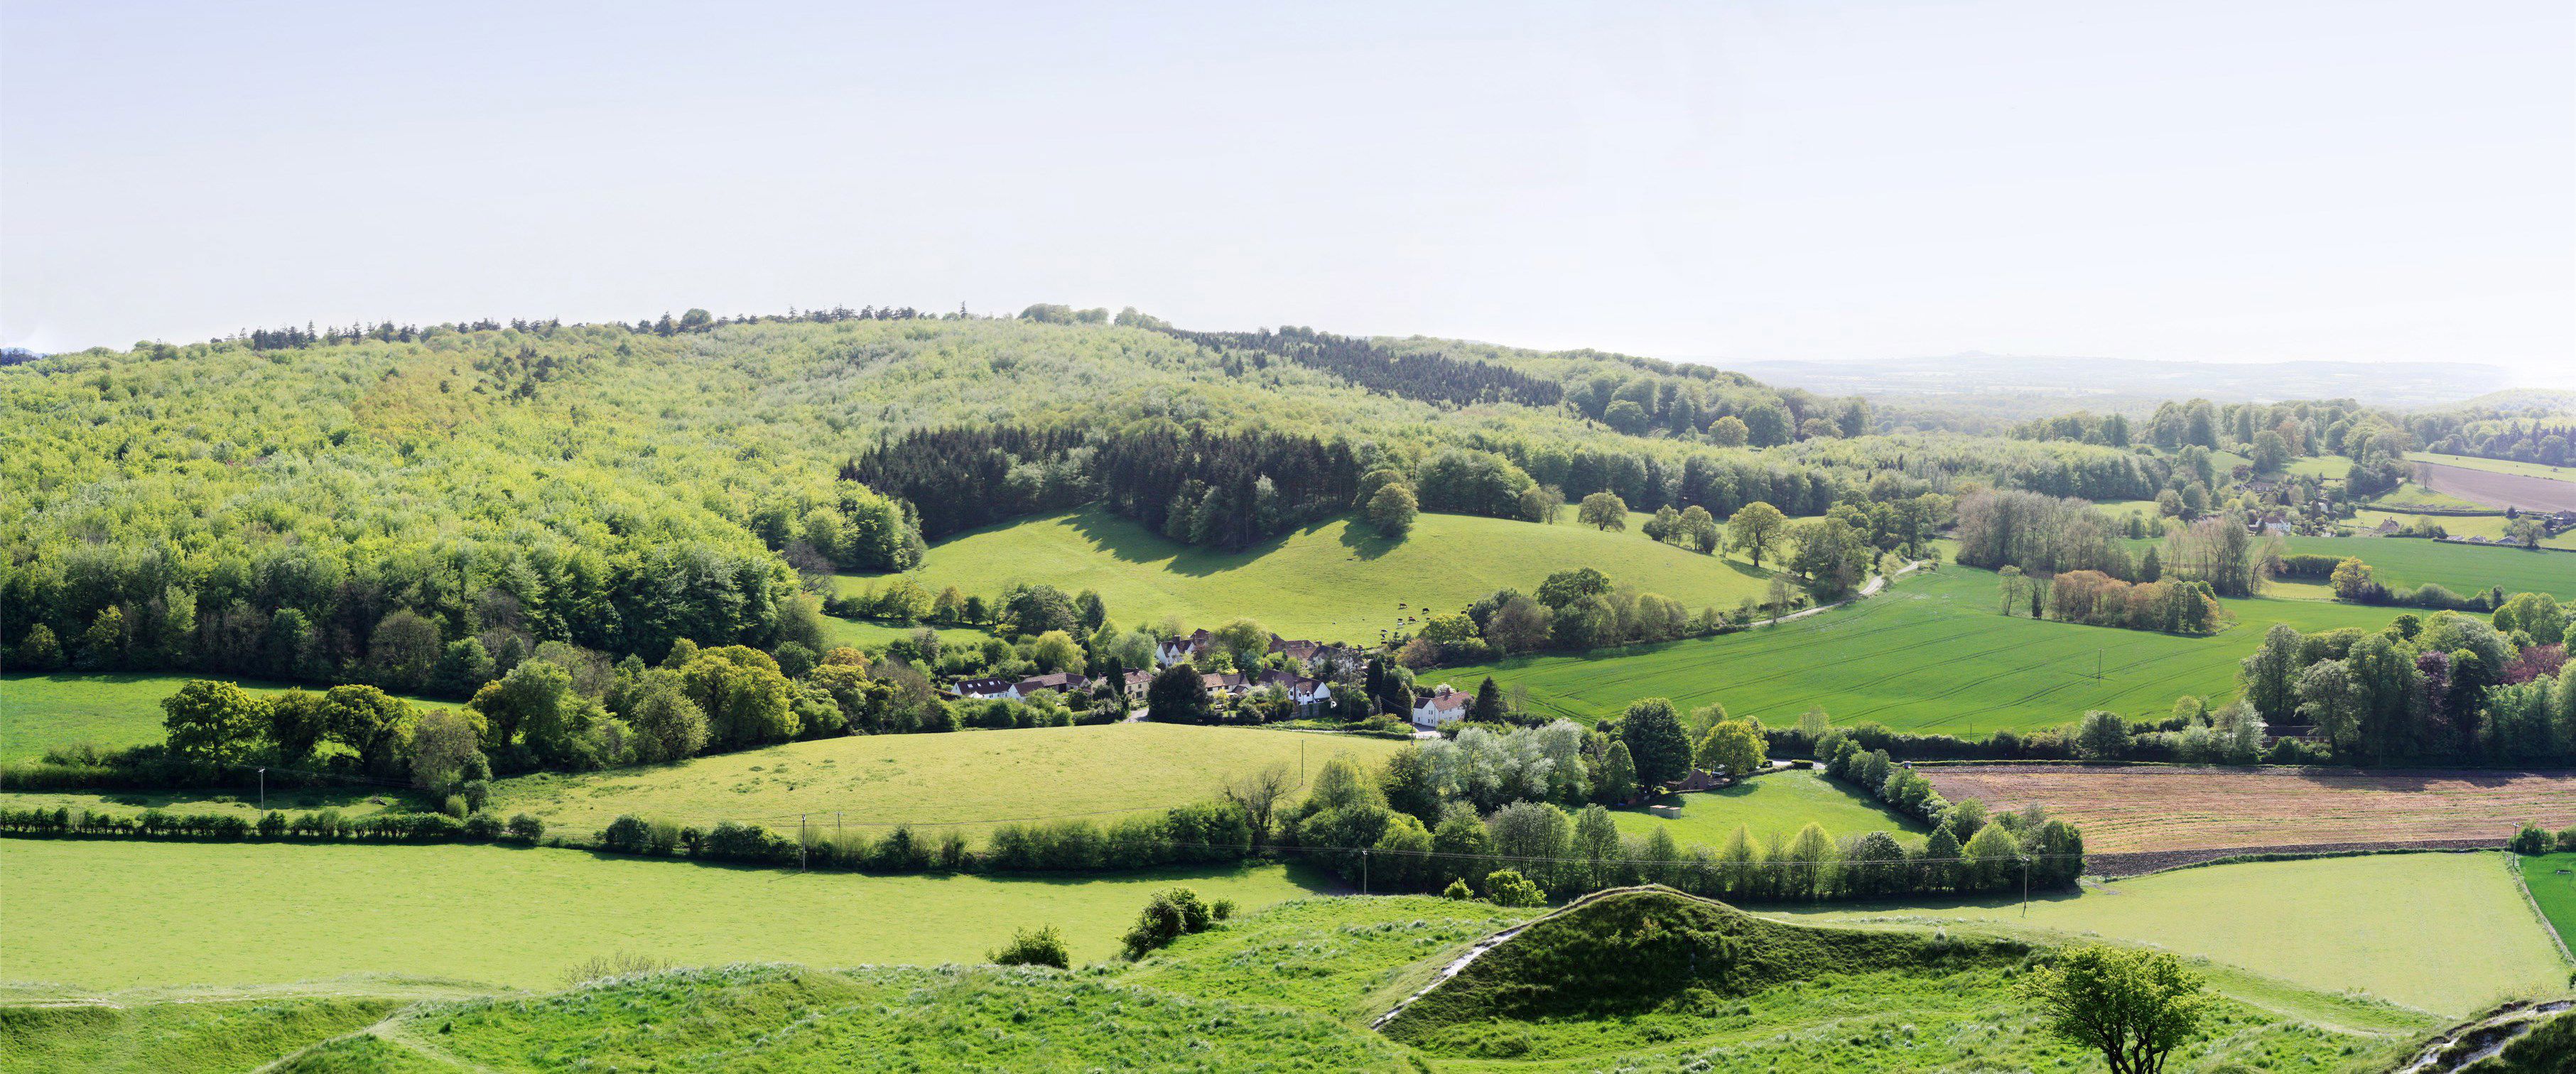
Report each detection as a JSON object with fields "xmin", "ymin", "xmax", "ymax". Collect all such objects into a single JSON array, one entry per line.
[{"xmin": 4, "ymin": 1, "xmax": 2570, "ymax": 372}]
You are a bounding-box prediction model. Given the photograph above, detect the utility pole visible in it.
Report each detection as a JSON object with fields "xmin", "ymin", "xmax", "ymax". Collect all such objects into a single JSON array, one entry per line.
[
  {"xmin": 800, "ymin": 813, "xmax": 808, "ymax": 873},
  {"xmin": 836, "ymin": 812, "xmax": 843, "ymax": 842},
  {"xmin": 2020, "ymin": 857, "xmax": 2029, "ymax": 917},
  {"xmin": 1361, "ymin": 848, "xmax": 1370, "ymax": 895},
  {"xmin": 257, "ymin": 767, "xmax": 266, "ymax": 810}
]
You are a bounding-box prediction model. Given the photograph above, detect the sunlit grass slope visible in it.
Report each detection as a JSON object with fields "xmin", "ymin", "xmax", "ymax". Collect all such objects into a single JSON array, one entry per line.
[
  {"xmin": 484, "ymin": 721, "xmax": 1402, "ymax": 836},
  {"xmin": 845, "ymin": 505, "xmax": 1777, "ymax": 642},
  {"xmin": 0, "ymin": 840, "xmax": 1336, "ymax": 990},
  {"xmin": 1441, "ymin": 567, "xmax": 2403, "ymax": 734}
]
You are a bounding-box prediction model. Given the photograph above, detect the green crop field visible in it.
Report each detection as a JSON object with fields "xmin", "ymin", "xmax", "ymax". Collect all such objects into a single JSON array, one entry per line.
[
  {"xmin": 842, "ymin": 505, "xmax": 1777, "ymax": 644},
  {"xmin": 2285, "ymin": 454, "xmax": 2352, "ymax": 479},
  {"xmin": 2369, "ymin": 482, "xmax": 2488, "ymax": 510},
  {"xmin": 485, "ymin": 722, "xmax": 1402, "ymax": 837},
  {"xmin": 0, "ymin": 673, "xmax": 445, "ymax": 765},
  {"xmin": 1608, "ymin": 769, "xmax": 1927, "ymax": 850},
  {"xmin": 2521, "ymin": 852, "xmax": 2576, "ymax": 955},
  {"xmin": 2279, "ymin": 535, "xmax": 2576, "ymax": 598},
  {"xmin": 2408, "ymin": 451, "xmax": 2576, "ymax": 482},
  {"xmin": 0, "ymin": 840, "xmax": 1337, "ymax": 991},
  {"xmin": 1439, "ymin": 567, "xmax": 2403, "ymax": 734},
  {"xmin": 1770, "ymin": 852, "xmax": 2567, "ymax": 1017}
]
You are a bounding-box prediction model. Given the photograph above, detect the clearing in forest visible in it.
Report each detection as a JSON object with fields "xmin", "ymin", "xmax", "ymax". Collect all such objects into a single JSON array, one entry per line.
[
  {"xmin": 843, "ymin": 505, "xmax": 1776, "ymax": 644},
  {"xmin": 1920, "ymin": 765, "xmax": 2576, "ymax": 853}
]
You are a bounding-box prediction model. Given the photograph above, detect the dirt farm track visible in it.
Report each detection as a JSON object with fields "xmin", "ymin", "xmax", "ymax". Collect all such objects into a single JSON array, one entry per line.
[
  {"xmin": 2413, "ymin": 460, "xmax": 2576, "ymax": 513},
  {"xmin": 1922, "ymin": 765, "xmax": 2576, "ymax": 855}
]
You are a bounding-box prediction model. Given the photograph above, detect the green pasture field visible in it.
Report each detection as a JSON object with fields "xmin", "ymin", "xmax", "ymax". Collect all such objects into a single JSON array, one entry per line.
[
  {"xmin": 1608, "ymin": 769, "xmax": 1927, "ymax": 850},
  {"xmin": 2368, "ymin": 482, "xmax": 2487, "ymax": 510},
  {"xmin": 2408, "ymin": 451, "xmax": 2576, "ymax": 482},
  {"xmin": 0, "ymin": 673, "xmax": 443, "ymax": 765},
  {"xmin": 1441, "ymin": 567, "xmax": 2402, "ymax": 734},
  {"xmin": 0, "ymin": 839, "xmax": 1337, "ymax": 991},
  {"xmin": 2278, "ymin": 535, "xmax": 2576, "ymax": 598},
  {"xmin": 2284, "ymin": 454, "xmax": 2351, "ymax": 479},
  {"xmin": 818, "ymin": 617, "xmax": 993, "ymax": 653},
  {"xmin": 2521, "ymin": 852, "xmax": 2576, "ymax": 955},
  {"xmin": 2352, "ymin": 507, "xmax": 2508, "ymax": 537},
  {"xmin": 1768, "ymin": 852, "xmax": 2567, "ymax": 1017},
  {"xmin": 842, "ymin": 505, "xmax": 1777, "ymax": 644},
  {"xmin": 485, "ymin": 722, "xmax": 1402, "ymax": 837}
]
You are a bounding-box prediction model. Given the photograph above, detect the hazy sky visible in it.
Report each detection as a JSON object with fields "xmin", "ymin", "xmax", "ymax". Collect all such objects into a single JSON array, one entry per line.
[{"xmin": 5, "ymin": 1, "xmax": 2570, "ymax": 372}]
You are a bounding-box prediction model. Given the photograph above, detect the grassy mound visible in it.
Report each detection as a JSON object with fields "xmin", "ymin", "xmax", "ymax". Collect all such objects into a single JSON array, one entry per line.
[
  {"xmin": 267, "ymin": 964, "xmax": 1412, "ymax": 1073},
  {"xmin": 1122, "ymin": 894, "xmax": 1542, "ymax": 1022},
  {"xmin": 848, "ymin": 504, "xmax": 1776, "ymax": 643},
  {"xmin": 1380, "ymin": 886, "xmax": 2032, "ymax": 1040},
  {"xmin": 1381, "ymin": 886, "xmax": 2435, "ymax": 1070}
]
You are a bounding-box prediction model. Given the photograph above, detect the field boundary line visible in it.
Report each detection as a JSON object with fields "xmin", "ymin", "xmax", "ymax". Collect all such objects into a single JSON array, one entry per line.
[{"xmin": 2503, "ymin": 853, "xmax": 2575, "ymax": 967}]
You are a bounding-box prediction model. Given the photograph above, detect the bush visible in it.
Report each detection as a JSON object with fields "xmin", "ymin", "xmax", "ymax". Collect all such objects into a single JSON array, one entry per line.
[
  {"xmin": 464, "ymin": 813, "xmax": 503, "ymax": 840},
  {"xmin": 600, "ymin": 814, "xmax": 654, "ymax": 853},
  {"xmin": 989, "ymin": 925, "xmax": 1071, "ymax": 969},
  {"xmin": 2510, "ymin": 823, "xmax": 2550, "ymax": 855},
  {"xmin": 1483, "ymin": 868, "xmax": 1547, "ymax": 908},
  {"xmin": 2558, "ymin": 827, "xmax": 2576, "ymax": 853},
  {"xmin": 505, "ymin": 813, "xmax": 545, "ymax": 843},
  {"xmin": 1119, "ymin": 886, "xmax": 1216, "ymax": 959},
  {"xmin": 1443, "ymin": 878, "xmax": 1475, "ymax": 900}
]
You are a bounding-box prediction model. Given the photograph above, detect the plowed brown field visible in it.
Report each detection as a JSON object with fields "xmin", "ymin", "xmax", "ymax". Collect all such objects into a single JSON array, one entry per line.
[
  {"xmin": 2413, "ymin": 460, "xmax": 2576, "ymax": 513},
  {"xmin": 1922, "ymin": 765, "xmax": 2576, "ymax": 852}
]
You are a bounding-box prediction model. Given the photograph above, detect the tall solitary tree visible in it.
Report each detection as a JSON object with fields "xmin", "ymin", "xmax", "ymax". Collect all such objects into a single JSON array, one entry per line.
[
  {"xmin": 1726, "ymin": 501, "xmax": 1787, "ymax": 570},
  {"xmin": 1577, "ymin": 492, "xmax": 1628, "ymax": 531},
  {"xmin": 2018, "ymin": 945, "xmax": 2211, "ymax": 1074},
  {"xmin": 1147, "ymin": 663, "xmax": 1216, "ymax": 725}
]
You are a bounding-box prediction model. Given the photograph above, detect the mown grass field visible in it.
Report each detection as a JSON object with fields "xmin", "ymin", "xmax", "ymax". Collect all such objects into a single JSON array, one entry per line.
[
  {"xmin": 0, "ymin": 673, "xmax": 445, "ymax": 765},
  {"xmin": 2279, "ymin": 534, "xmax": 2576, "ymax": 598},
  {"xmin": 0, "ymin": 840, "xmax": 1337, "ymax": 991},
  {"xmin": 843, "ymin": 505, "xmax": 1777, "ymax": 644},
  {"xmin": 2523, "ymin": 852, "xmax": 2576, "ymax": 955},
  {"xmin": 818, "ymin": 617, "xmax": 994, "ymax": 653},
  {"xmin": 2408, "ymin": 451, "xmax": 2576, "ymax": 482},
  {"xmin": 485, "ymin": 722, "xmax": 1402, "ymax": 837},
  {"xmin": 1768, "ymin": 852, "xmax": 2567, "ymax": 1016},
  {"xmin": 1441, "ymin": 567, "xmax": 2403, "ymax": 734},
  {"xmin": 1608, "ymin": 769, "xmax": 1927, "ymax": 850}
]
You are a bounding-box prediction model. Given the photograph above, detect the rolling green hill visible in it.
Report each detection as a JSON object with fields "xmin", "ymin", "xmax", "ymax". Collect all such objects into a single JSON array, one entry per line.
[
  {"xmin": 845, "ymin": 505, "xmax": 1777, "ymax": 643},
  {"xmin": 1439, "ymin": 566, "xmax": 2404, "ymax": 734}
]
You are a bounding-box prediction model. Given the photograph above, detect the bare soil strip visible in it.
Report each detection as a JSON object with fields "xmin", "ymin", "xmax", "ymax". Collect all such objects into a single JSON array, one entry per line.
[
  {"xmin": 1922, "ymin": 765, "xmax": 2576, "ymax": 853},
  {"xmin": 2413, "ymin": 461, "xmax": 2576, "ymax": 513}
]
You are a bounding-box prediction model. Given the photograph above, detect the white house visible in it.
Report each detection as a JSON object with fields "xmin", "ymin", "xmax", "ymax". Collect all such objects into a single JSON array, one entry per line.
[{"xmin": 1412, "ymin": 684, "xmax": 1471, "ymax": 729}]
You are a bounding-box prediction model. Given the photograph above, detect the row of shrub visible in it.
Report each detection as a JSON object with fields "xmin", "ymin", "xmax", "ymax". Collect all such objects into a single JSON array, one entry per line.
[
  {"xmin": 0, "ymin": 805, "xmax": 546, "ymax": 843},
  {"xmin": 593, "ymin": 800, "xmax": 1258, "ymax": 874}
]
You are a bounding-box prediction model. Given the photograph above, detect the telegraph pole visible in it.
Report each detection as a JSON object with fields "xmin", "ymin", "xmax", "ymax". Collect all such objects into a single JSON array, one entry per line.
[
  {"xmin": 256, "ymin": 767, "xmax": 266, "ymax": 810},
  {"xmin": 2020, "ymin": 857, "xmax": 2029, "ymax": 917},
  {"xmin": 800, "ymin": 813, "xmax": 808, "ymax": 872},
  {"xmin": 1361, "ymin": 848, "xmax": 1370, "ymax": 895}
]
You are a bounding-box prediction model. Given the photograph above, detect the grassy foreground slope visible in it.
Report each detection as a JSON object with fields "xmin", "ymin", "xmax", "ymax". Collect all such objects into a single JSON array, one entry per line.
[
  {"xmin": 0, "ymin": 993, "xmax": 411, "ymax": 1074},
  {"xmin": 1769, "ymin": 852, "xmax": 2566, "ymax": 1017},
  {"xmin": 485, "ymin": 722, "xmax": 1401, "ymax": 836},
  {"xmin": 1442, "ymin": 567, "xmax": 2402, "ymax": 733},
  {"xmin": 1380, "ymin": 886, "xmax": 2425, "ymax": 1072},
  {"xmin": 0, "ymin": 840, "xmax": 1334, "ymax": 991},
  {"xmin": 848, "ymin": 505, "xmax": 1775, "ymax": 643},
  {"xmin": 274, "ymin": 965, "xmax": 1413, "ymax": 1073}
]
